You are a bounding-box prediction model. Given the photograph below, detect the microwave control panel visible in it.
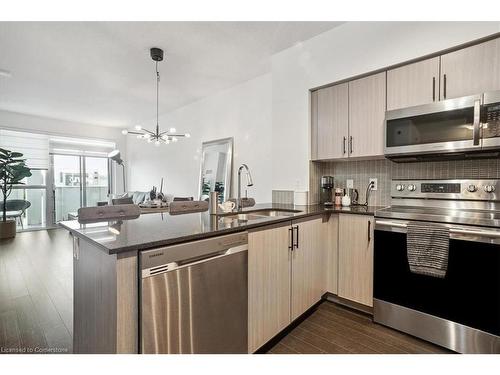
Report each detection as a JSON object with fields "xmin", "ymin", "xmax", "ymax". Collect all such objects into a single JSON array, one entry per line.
[{"xmin": 484, "ymin": 103, "xmax": 500, "ymax": 122}]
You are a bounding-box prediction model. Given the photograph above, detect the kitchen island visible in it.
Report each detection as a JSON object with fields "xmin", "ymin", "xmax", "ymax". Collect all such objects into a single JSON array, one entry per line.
[{"xmin": 60, "ymin": 203, "xmax": 382, "ymax": 354}]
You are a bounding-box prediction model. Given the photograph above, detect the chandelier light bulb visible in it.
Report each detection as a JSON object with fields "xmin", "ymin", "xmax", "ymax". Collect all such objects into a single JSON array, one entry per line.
[
  {"xmin": 185, "ymin": 133, "xmax": 191, "ymax": 138},
  {"xmin": 121, "ymin": 129, "xmax": 128, "ymax": 135},
  {"xmin": 165, "ymin": 139, "xmax": 170, "ymax": 144},
  {"xmin": 169, "ymin": 127, "xmax": 177, "ymax": 133},
  {"xmin": 172, "ymin": 137, "xmax": 178, "ymax": 142},
  {"xmin": 155, "ymin": 140, "xmax": 161, "ymax": 146},
  {"xmin": 134, "ymin": 125, "xmax": 142, "ymax": 131}
]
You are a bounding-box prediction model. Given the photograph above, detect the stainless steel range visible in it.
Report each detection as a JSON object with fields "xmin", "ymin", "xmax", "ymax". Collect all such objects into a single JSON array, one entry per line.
[{"xmin": 374, "ymin": 179, "xmax": 500, "ymax": 354}]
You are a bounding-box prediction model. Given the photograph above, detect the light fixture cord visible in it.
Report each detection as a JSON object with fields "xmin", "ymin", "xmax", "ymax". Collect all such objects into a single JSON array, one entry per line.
[{"xmin": 156, "ymin": 61, "xmax": 160, "ymax": 138}]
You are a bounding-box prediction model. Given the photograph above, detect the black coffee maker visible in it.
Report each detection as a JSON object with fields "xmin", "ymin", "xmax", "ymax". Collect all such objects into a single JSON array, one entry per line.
[{"xmin": 320, "ymin": 176, "xmax": 334, "ymax": 205}]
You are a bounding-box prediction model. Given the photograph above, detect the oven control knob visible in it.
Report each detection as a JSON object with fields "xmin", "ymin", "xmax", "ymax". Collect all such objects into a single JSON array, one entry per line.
[
  {"xmin": 484, "ymin": 185, "xmax": 496, "ymax": 193},
  {"xmin": 467, "ymin": 184, "xmax": 477, "ymax": 193},
  {"xmin": 407, "ymin": 184, "xmax": 416, "ymax": 192},
  {"xmin": 396, "ymin": 184, "xmax": 405, "ymax": 192}
]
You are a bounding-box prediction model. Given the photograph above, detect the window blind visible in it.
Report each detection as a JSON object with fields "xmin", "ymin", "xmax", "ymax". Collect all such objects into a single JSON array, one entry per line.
[
  {"xmin": 0, "ymin": 129, "xmax": 49, "ymax": 169},
  {"xmin": 49, "ymin": 136, "xmax": 115, "ymax": 156}
]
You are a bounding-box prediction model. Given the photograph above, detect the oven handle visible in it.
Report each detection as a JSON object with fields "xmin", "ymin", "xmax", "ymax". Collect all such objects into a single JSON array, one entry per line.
[{"xmin": 375, "ymin": 220, "xmax": 500, "ymax": 239}]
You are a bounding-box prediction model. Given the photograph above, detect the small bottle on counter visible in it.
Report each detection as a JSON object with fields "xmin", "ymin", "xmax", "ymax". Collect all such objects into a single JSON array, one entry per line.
[{"xmin": 334, "ymin": 188, "xmax": 343, "ymax": 206}]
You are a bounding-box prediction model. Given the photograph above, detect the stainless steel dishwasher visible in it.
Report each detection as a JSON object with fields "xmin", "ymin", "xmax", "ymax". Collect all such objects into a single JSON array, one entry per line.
[{"xmin": 140, "ymin": 232, "xmax": 248, "ymax": 354}]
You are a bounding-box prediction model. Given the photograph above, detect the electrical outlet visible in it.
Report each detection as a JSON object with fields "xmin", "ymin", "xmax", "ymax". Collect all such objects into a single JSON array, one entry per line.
[
  {"xmin": 369, "ymin": 178, "xmax": 378, "ymax": 191},
  {"xmin": 346, "ymin": 179, "xmax": 354, "ymax": 189}
]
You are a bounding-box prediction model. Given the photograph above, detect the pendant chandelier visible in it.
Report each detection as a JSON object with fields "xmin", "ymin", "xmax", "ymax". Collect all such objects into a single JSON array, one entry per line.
[{"xmin": 121, "ymin": 48, "xmax": 190, "ymax": 146}]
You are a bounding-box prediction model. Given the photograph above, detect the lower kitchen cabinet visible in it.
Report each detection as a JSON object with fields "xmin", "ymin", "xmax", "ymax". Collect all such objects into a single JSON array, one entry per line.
[
  {"xmin": 247, "ymin": 215, "xmax": 328, "ymax": 352},
  {"xmin": 248, "ymin": 222, "xmax": 292, "ymax": 353},
  {"xmin": 338, "ymin": 214, "xmax": 374, "ymax": 307},
  {"xmin": 291, "ymin": 216, "xmax": 327, "ymax": 320},
  {"xmin": 326, "ymin": 214, "xmax": 339, "ymax": 295}
]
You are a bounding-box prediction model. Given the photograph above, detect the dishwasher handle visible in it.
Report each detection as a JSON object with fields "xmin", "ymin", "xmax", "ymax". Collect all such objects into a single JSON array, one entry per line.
[
  {"xmin": 142, "ymin": 244, "xmax": 248, "ymax": 277},
  {"xmin": 178, "ymin": 244, "xmax": 247, "ymax": 266}
]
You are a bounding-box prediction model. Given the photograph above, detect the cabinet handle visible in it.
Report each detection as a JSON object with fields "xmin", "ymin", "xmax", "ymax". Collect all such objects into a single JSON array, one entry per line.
[
  {"xmin": 73, "ymin": 236, "xmax": 80, "ymax": 260},
  {"xmin": 288, "ymin": 227, "xmax": 294, "ymax": 251},
  {"xmin": 349, "ymin": 136, "xmax": 353, "ymax": 154},
  {"xmin": 443, "ymin": 74, "xmax": 447, "ymax": 99},
  {"xmin": 367, "ymin": 220, "xmax": 371, "ymax": 243},
  {"xmin": 294, "ymin": 225, "xmax": 299, "ymax": 249},
  {"xmin": 343, "ymin": 136, "xmax": 346, "ymax": 155},
  {"xmin": 432, "ymin": 77, "xmax": 436, "ymax": 102}
]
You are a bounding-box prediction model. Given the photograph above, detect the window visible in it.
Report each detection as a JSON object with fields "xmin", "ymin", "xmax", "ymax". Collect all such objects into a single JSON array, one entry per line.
[{"xmin": 10, "ymin": 169, "xmax": 48, "ymax": 230}]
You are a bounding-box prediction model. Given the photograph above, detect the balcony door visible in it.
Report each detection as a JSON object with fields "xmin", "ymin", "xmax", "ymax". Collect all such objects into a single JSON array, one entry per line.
[{"xmin": 51, "ymin": 154, "xmax": 110, "ymax": 223}]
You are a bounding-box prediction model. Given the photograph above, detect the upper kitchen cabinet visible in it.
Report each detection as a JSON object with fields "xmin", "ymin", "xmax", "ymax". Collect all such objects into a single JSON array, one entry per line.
[
  {"xmin": 387, "ymin": 57, "xmax": 440, "ymax": 110},
  {"xmin": 440, "ymin": 37, "xmax": 500, "ymax": 100},
  {"xmin": 348, "ymin": 72, "xmax": 386, "ymax": 158},
  {"xmin": 313, "ymin": 83, "xmax": 349, "ymax": 160}
]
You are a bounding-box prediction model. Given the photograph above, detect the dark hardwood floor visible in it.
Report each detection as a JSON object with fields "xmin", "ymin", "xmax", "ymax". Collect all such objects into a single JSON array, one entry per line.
[
  {"xmin": 266, "ymin": 302, "xmax": 452, "ymax": 354},
  {"xmin": 1, "ymin": 228, "xmax": 451, "ymax": 355},
  {"xmin": 0, "ymin": 229, "xmax": 73, "ymax": 354}
]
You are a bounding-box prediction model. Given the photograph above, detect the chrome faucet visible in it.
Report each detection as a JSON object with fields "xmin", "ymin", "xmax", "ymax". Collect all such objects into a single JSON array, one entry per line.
[{"xmin": 237, "ymin": 164, "xmax": 253, "ymax": 211}]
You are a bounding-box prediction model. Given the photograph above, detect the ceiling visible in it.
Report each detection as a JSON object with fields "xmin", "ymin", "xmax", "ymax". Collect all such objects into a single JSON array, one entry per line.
[{"xmin": 0, "ymin": 22, "xmax": 342, "ymax": 128}]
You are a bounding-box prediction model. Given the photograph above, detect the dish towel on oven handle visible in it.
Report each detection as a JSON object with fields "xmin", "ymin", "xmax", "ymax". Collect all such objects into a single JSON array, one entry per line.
[{"xmin": 406, "ymin": 221, "xmax": 450, "ymax": 278}]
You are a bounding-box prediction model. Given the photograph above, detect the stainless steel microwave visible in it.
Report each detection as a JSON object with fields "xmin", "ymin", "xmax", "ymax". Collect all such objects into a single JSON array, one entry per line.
[{"xmin": 384, "ymin": 91, "xmax": 500, "ymax": 161}]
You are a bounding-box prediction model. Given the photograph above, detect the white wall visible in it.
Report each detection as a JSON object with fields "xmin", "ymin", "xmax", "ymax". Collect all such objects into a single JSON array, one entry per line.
[
  {"xmin": 0, "ymin": 109, "xmax": 126, "ymax": 193},
  {"xmin": 126, "ymin": 73, "xmax": 272, "ymax": 202},
  {"xmin": 271, "ymin": 21, "xmax": 500, "ymax": 191}
]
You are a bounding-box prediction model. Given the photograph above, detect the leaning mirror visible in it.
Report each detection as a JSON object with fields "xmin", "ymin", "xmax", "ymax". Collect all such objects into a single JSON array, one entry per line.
[{"xmin": 198, "ymin": 137, "xmax": 233, "ymax": 203}]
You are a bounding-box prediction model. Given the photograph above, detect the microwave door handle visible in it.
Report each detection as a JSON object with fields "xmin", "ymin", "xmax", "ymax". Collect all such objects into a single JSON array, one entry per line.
[
  {"xmin": 473, "ymin": 99, "xmax": 481, "ymax": 146},
  {"xmin": 432, "ymin": 77, "xmax": 436, "ymax": 102}
]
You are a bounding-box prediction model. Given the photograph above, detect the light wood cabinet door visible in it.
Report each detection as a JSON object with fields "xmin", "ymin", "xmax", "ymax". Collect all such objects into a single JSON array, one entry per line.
[
  {"xmin": 291, "ymin": 216, "xmax": 327, "ymax": 320},
  {"xmin": 338, "ymin": 214, "xmax": 374, "ymax": 307},
  {"xmin": 387, "ymin": 57, "xmax": 440, "ymax": 110},
  {"xmin": 311, "ymin": 90, "xmax": 318, "ymax": 160},
  {"xmin": 326, "ymin": 214, "xmax": 339, "ymax": 294},
  {"xmin": 316, "ymin": 83, "xmax": 349, "ymax": 160},
  {"xmin": 440, "ymin": 38, "xmax": 500, "ymax": 100},
  {"xmin": 248, "ymin": 223, "xmax": 291, "ymax": 353},
  {"xmin": 348, "ymin": 72, "xmax": 386, "ymax": 158}
]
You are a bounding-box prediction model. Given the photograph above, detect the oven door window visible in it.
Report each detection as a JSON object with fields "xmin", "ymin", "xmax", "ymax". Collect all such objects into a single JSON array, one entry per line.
[
  {"xmin": 386, "ymin": 107, "xmax": 474, "ymax": 147},
  {"xmin": 374, "ymin": 229, "xmax": 500, "ymax": 336}
]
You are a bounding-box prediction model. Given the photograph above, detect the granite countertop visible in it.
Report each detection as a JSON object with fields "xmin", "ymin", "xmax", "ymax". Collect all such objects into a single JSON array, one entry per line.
[{"xmin": 60, "ymin": 203, "xmax": 383, "ymax": 255}]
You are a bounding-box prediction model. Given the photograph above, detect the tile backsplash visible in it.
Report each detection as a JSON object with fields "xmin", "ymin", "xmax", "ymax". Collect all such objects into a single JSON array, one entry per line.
[
  {"xmin": 310, "ymin": 158, "xmax": 500, "ymax": 207},
  {"xmin": 272, "ymin": 190, "xmax": 295, "ymax": 204}
]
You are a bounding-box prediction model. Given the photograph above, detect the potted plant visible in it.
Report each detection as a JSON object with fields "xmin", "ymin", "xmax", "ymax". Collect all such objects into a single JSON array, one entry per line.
[{"xmin": 0, "ymin": 148, "xmax": 32, "ymax": 239}]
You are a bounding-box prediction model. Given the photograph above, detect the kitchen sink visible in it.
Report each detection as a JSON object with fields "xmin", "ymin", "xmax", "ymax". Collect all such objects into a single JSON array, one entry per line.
[
  {"xmin": 223, "ymin": 213, "xmax": 267, "ymax": 221},
  {"xmin": 220, "ymin": 208, "xmax": 301, "ymax": 221},
  {"xmin": 249, "ymin": 209, "xmax": 301, "ymax": 217}
]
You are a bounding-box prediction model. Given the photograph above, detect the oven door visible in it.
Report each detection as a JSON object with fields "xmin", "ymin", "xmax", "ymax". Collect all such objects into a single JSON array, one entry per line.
[
  {"xmin": 374, "ymin": 219, "xmax": 500, "ymax": 353},
  {"xmin": 385, "ymin": 95, "xmax": 482, "ymax": 158}
]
